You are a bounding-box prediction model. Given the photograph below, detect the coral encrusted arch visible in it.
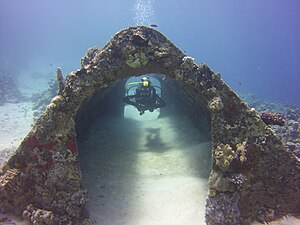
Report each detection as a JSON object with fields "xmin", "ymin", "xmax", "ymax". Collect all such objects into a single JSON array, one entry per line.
[{"xmin": 0, "ymin": 26, "xmax": 299, "ymax": 225}]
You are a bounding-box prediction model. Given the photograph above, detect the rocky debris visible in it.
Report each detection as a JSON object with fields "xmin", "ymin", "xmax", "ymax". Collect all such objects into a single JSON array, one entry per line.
[
  {"xmin": 240, "ymin": 93, "xmax": 300, "ymax": 118},
  {"xmin": 0, "ymin": 73, "xmax": 24, "ymax": 106},
  {"xmin": 286, "ymin": 106, "xmax": 300, "ymax": 121},
  {"xmin": 272, "ymin": 119, "xmax": 300, "ymax": 157},
  {"xmin": 240, "ymin": 93, "xmax": 300, "ymax": 158}
]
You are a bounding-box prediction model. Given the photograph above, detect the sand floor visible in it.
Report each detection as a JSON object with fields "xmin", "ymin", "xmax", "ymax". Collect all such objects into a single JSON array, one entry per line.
[
  {"xmin": 0, "ymin": 102, "xmax": 34, "ymax": 169},
  {"xmin": 79, "ymin": 110, "xmax": 212, "ymax": 225}
]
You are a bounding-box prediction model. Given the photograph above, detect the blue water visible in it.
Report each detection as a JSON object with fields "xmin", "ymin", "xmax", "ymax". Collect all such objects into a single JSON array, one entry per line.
[{"xmin": 1, "ymin": 0, "xmax": 300, "ymax": 105}]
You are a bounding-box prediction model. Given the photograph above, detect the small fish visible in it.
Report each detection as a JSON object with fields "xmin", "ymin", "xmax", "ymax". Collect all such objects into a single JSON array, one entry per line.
[
  {"xmin": 150, "ymin": 24, "xmax": 158, "ymax": 28},
  {"xmin": 238, "ymin": 81, "xmax": 242, "ymax": 86},
  {"xmin": 50, "ymin": 63, "xmax": 53, "ymax": 66}
]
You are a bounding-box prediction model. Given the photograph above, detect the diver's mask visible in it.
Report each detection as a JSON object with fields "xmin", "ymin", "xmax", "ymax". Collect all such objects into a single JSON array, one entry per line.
[{"xmin": 142, "ymin": 80, "xmax": 149, "ymax": 87}]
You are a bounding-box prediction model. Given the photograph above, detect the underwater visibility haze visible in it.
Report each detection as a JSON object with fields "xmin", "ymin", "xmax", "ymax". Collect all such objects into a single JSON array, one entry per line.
[
  {"xmin": 1, "ymin": 1, "xmax": 300, "ymax": 225},
  {"xmin": 1, "ymin": 0, "xmax": 300, "ymax": 105}
]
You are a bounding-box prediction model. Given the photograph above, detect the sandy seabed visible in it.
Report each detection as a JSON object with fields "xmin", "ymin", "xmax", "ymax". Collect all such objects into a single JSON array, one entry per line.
[
  {"xmin": 0, "ymin": 102, "xmax": 34, "ymax": 168},
  {"xmin": 79, "ymin": 108, "xmax": 211, "ymax": 225}
]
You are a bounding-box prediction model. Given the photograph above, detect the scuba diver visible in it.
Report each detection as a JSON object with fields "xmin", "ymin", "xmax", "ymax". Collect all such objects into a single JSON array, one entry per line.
[{"xmin": 123, "ymin": 76, "xmax": 166, "ymax": 115}]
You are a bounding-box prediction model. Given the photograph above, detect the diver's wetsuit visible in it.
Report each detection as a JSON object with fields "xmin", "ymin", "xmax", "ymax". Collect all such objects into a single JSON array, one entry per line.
[{"xmin": 123, "ymin": 85, "xmax": 166, "ymax": 113}]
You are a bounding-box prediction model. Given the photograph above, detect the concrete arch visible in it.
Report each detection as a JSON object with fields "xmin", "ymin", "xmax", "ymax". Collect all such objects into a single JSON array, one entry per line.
[{"xmin": 0, "ymin": 26, "xmax": 299, "ymax": 225}]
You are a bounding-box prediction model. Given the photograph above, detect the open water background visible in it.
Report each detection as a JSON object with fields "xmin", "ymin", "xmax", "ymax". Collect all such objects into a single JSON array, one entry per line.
[{"xmin": 0, "ymin": 0, "xmax": 300, "ymax": 105}]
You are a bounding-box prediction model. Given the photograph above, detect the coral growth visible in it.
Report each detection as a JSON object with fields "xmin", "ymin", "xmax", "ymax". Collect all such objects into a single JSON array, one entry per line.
[
  {"xmin": 208, "ymin": 97, "xmax": 224, "ymax": 112},
  {"xmin": 66, "ymin": 138, "xmax": 78, "ymax": 154},
  {"xmin": 181, "ymin": 56, "xmax": 196, "ymax": 69},
  {"xmin": 80, "ymin": 46, "xmax": 102, "ymax": 68},
  {"xmin": 260, "ymin": 111, "xmax": 286, "ymax": 126},
  {"xmin": 214, "ymin": 143, "xmax": 235, "ymax": 171},
  {"xmin": 23, "ymin": 204, "xmax": 56, "ymax": 225},
  {"xmin": 206, "ymin": 192, "xmax": 241, "ymax": 225},
  {"xmin": 236, "ymin": 141, "xmax": 247, "ymax": 163},
  {"xmin": 126, "ymin": 51, "xmax": 149, "ymax": 68},
  {"xmin": 56, "ymin": 67, "xmax": 65, "ymax": 96},
  {"xmin": 208, "ymin": 170, "xmax": 235, "ymax": 197}
]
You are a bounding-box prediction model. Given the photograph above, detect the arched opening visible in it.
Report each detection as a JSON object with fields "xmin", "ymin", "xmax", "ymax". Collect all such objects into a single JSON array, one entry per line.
[{"xmin": 75, "ymin": 74, "xmax": 212, "ymax": 224}]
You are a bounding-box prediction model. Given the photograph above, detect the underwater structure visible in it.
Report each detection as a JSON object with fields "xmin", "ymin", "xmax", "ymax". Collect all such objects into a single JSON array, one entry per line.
[{"xmin": 0, "ymin": 26, "xmax": 299, "ymax": 225}]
